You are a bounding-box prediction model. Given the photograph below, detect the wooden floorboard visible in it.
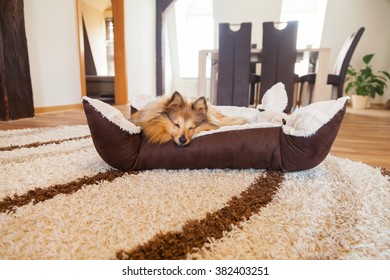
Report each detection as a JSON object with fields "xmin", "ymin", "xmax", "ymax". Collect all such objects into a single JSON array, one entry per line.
[
  {"xmin": 0, "ymin": 105, "xmax": 130, "ymax": 130},
  {"xmin": 1, "ymin": 104, "xmax": 389, "ymax": 170},
  {"xmin": 331, "ymin": 107, "xmax": 390, "ymax": 170}
]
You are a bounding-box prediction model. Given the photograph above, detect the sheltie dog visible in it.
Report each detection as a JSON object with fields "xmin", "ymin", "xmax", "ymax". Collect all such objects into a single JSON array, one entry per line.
[{"xmin": 130, "ymin": 91, "xmax": 247, "ymax": 146}]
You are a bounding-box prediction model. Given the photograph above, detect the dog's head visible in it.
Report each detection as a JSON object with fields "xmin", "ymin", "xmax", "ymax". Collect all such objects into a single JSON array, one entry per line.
[{"xmin": 164, "ymin": 92, "xmax": 213, "ymax": 147}]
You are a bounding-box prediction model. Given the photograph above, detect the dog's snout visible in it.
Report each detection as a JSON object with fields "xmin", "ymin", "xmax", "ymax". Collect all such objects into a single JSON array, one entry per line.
[{"xmin": 179, "ymin": 135, "xmax": 187, "ymax": 144}]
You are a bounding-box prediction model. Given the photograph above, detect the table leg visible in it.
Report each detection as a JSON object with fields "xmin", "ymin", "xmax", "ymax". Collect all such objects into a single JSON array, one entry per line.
[
  {"xmin": 312, "ymin": 49, "xmax": 332, "ymax": 102},
  {"xmin": 197, "ymin": 50, "xmax": 208, "ymax": 98}
]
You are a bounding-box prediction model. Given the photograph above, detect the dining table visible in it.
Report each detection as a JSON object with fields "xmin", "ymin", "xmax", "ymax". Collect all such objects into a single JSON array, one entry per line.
[{"xmin": 197, "ymin": 47, "xmax": 332, "ymax": 107}]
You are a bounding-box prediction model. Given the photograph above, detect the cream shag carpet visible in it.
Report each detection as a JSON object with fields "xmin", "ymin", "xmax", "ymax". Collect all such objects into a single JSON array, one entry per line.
[{"xmin": 0, "ymin": 125, "xmax": 389, "ymax": 260}]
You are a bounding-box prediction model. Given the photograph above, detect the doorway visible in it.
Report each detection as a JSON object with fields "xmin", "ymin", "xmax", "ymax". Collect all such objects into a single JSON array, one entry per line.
[{"xmin": 76, "ymin": 0, "xmax": 128, "ymax": 105}]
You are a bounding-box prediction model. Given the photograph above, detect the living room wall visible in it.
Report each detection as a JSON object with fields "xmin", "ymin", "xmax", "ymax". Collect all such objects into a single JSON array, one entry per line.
[
  {"xmin": 322, "ymin": 0, "xmax": 390, "ymax": 103},
  {"xmin": 24, "ymin": 0, "xmax": 82, "ymax": 108}
]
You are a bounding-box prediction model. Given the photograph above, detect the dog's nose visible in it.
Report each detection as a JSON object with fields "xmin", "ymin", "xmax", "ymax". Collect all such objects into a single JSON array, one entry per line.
[{"xmin": 179, "ymin": 135, "xmax": 187, "ymax": 144}]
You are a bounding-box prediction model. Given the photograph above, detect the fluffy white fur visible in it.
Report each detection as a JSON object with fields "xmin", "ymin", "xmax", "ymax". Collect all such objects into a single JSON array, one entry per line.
[
  {"xmin": 257, "ymin": 82, "xmax": 288, "ymax": 111},
  {"xmin": 91, "ymin": 82, "xmax": 349, "ymax": 139},
  {"xmin": 83, "ymin": 96, "xmax": 141, "ymax": 134},
  {"xmin": 282, "ymin": 96, "xmax": 350, "ymax": 137},
  {"xmin": 195, "ymin": 83, "xmax": 349, "ymax": 138}
]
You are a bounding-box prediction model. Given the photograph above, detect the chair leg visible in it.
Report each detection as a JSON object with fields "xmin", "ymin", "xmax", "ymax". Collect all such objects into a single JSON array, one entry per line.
[
  {"xmin": 298, "ymin": 82, "xmax": 316, "ymax": 107},
  {"xmin": 254, "ymin": 83, "xmax": 260, "ymax": 106},
  {"xmin": 308, "ymin": 84, "xmax": 314, "ymax": 104},
  {"xmin": 296, "ymin": 82, "xmax": 304, "ymax": 108},
  {"xmin": 330, "ymin": 86, "xmax": 338, "ymax": 100},
  {"xmin": 293, "ymin": 82, "xmax": 300, "ymax": 110}
]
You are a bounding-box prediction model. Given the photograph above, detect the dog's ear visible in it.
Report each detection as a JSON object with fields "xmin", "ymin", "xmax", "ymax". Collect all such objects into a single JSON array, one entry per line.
[
  {"xmin": 167, "ymin": 91, "xmax": 184, "ymax": 111},
  {"xmin": 192, "ymin": 97, "xmax": 208, "ymax": 114}
]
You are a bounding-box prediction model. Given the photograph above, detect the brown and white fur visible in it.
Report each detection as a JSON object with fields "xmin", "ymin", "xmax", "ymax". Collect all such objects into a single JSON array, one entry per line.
[{"xmin": 130, "ymin": 91, "xmax": 247, "ymax": 146}]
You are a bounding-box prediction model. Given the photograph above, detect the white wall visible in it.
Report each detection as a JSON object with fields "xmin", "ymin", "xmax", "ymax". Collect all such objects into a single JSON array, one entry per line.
[
  {"xmin": 24, "ymin": 0, "xmax": 82, "ymax": 108},
  {"xmin": 165, "ymin": 5, "xmax": 199, "ymax": 97},
  {"xmin": 322, "ymin": 0, "xmax": 390, "ymax": 103},
  {"xmin": 125, "ymin": 0, "xmax": 156, "ymax": 100},
  {"xmin": 165, "ymin": 8, "xmax": 176, "ymax": 96},
  {"xmin": 213, "ymin": 0, "xmax": 282, "ymax": 48}
]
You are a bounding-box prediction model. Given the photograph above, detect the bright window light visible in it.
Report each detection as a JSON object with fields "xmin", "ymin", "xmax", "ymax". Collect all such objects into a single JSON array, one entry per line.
[
  {"xmin": 280, "ymin": 0, "xmax": 328, "ymax": 48},
  {"xmin": 175, "ymin": 0, "xmax": 214, "ymax": 78}
]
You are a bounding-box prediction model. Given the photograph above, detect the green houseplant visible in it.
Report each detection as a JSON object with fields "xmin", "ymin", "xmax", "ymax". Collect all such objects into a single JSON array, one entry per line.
[{"xmin": 345, "ymin": 53, "xmax": 390, "ymax": 109}]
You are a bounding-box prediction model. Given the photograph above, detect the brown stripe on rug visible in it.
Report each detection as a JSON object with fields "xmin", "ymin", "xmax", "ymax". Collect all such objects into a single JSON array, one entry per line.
[
  {"xmin": 0, "ymin": 135, "xmax": 91, "ymax": 152},
  {"xmin": 0, "ymin": 145, "xmax": 94, "ymax": 165},
  {"xmin": 116, "ymin": 170, "xmax": 284, "ymax": 260},
  {"xmin": 380, "ymin": 167, "xmax": 390, "ymax": 178},
  {"xmin": 0, "ymin": 170, "xmax": 135, "ymax": 214},
  {"xmin": 0, "ymin": 127, "xmax": 56, "ymax": 139}
]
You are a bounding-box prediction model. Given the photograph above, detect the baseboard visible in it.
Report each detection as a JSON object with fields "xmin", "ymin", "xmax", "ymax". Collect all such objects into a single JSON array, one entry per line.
[{"xmin": 34, "ymin": 104, "xmax": 83, "ymax": 114}]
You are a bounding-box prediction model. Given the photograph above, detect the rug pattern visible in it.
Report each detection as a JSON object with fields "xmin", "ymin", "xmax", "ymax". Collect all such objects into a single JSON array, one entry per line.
[{"xmin": 0, "ymin": 126, "xmax": 389, "ymax": 259}]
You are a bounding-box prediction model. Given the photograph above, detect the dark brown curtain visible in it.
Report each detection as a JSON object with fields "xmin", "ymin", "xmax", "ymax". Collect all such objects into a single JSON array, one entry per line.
[{"xmin": 0, "ymin": 0, "xmax": 34, "ymax": 120}]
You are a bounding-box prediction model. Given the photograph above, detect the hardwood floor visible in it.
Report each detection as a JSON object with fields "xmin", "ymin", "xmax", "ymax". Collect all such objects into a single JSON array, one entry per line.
[
  {"xmin": 331, "ymin": 107, "xmax": 390, "ymax": 170},
  {"xmin": 0, "ymin": 105, "xmax": 130, "ymax": 130},
  {"xmin": 1, "ymin": 105, "xmax": 389, "ymax": 169}
]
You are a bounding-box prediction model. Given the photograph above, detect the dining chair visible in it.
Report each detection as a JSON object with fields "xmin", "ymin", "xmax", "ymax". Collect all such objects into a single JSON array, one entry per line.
[
  {"xmin": 217, "ymin": 22, "xmax": 252, "ymax": 107},
  {"xmin": 297, "ymin": 27, "xmax": 365, "ymax": 106},
  {"xmin": 258, "ymin": 21, "xmax": 298, "ymax": 113},
  {"xmin": 249, "ymin": 44, "xmax": 260, "ymax": 105}
]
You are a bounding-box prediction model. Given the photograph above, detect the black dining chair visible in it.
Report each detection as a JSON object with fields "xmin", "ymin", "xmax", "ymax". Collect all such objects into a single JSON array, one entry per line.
[
  {"xmin": 258, "ymin": 21, "xmax": 298, "ymax": 112},
  {"xmin": 297, "ymin": 27, "xmax": 365, "ymax": 106},
  {"xmin": 249, "ymin": 44, "xmax": 260, "ymax": 105},
  {"xmin": 217, "ymin": 22, "xmax": 252, "ymax": 107}
]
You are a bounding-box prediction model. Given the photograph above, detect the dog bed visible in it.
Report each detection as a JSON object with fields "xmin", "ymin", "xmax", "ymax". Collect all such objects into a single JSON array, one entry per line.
[{"xmin": 82, "ymin": 88, "xmax": 349, "ymax": 172}]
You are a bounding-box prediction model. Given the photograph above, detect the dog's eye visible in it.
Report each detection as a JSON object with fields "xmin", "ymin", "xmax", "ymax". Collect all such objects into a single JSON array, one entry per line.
[
  {"xmin": 174, "ymin": 123, "xmax": 180, "ymax": 128},
  {"xmin": 189, "ymin": 127, "xmax": 195, "ymax": 131}
]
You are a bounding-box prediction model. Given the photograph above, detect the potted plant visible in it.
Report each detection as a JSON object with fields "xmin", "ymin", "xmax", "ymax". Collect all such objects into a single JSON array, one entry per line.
[{"xmin": 345, "ymin": 53, "xmax": 390, "ymax": 109}]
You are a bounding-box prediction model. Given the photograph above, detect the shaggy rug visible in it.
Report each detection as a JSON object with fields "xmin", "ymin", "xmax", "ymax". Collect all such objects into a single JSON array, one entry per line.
[{"xmin": 0, "ymin": 125, "xmax": 389, "ymax": 260}]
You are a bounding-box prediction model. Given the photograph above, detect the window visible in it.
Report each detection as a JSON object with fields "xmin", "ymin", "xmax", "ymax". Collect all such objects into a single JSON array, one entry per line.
[
  {"xmin": 280, "ymin": 0, "xmax": 328, "ymax": 48},
  {"xmin": 175, "ymin": 0, "xmax": 214, "ymax": 78}
]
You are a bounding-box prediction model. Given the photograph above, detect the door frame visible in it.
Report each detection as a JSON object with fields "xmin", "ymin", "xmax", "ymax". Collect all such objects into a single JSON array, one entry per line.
[{"xmin": 76, "ymin": 0, "xmax": 128, "ymax": 105}]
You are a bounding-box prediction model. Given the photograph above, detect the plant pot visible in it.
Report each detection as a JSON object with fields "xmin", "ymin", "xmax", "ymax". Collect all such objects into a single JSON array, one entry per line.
[{"xmin": 351, "ymin": 95, "xmax": 369, "ymax": 109}]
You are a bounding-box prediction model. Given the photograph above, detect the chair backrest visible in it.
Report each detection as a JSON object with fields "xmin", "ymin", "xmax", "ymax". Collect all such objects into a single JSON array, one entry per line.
[
  {"xmin": 259, "ymin": 21, "xmax": 298, "ymax": 112},
  {"xmin": 217, "ymin": 22, "xmax": 252, "ymax": 107},
  {"xmin": 332, "ymin": 27, "xmax": 365, "ymax": 98},
  {"xmin": 332, "ymin": 27, "xmax": 365, "ymax": 75}
]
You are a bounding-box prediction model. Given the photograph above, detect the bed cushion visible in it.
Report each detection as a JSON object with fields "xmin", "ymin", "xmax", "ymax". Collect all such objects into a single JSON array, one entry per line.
[{"xmin": 82, "ymin": 93, "xmax": 348, "ymax": 172}]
